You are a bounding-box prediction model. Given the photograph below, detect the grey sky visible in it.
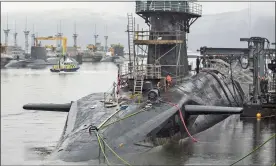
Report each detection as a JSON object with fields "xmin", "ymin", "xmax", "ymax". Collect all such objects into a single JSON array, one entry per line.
[{"xmin": 1, "ymin": 1, "xmax": 275, "ymax": 15}]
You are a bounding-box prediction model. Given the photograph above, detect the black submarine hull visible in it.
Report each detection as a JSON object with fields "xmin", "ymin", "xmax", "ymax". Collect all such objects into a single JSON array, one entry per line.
[{"xmin": 44, "ymin": 69, "xmax": 247, "ymax": 163}]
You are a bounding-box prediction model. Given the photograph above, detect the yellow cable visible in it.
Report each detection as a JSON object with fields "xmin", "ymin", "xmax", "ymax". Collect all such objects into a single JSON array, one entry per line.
[
  {"xmin": 98, "ymin": 133, "xmax": 132, "ymax": 166},
  {"xmin": 96, "ymin": 131, "xmax": 111, "ymax": 165},
  {"xmin": 100, "ymin": 109, "xmax": 146, "ymax": 129},
  {"xmin": 230, "ymin": 133, "xmax": 276, "ymax": 166}
]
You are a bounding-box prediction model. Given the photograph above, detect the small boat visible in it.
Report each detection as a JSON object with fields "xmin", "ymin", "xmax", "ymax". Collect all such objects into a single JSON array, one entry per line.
[{"xmin": 50, "ymin": 56, "xmax": 80, "ymax": 72}]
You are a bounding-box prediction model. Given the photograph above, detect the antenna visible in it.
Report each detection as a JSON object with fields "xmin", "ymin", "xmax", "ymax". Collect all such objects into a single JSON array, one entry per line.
[
  {"xmin": 74, "ymin": 21, "xmax": 76, "ymax": 34},
  {"xmin": 25, "ymin": 17, "xmax": 27, "ymax": 31},
  {"xmin": 7, "ymin": 13, "xmax": 9, "ymax": 29},
  {"xmin": 60, "ymin": 20, "xmax": 61, "ymax": 34}
]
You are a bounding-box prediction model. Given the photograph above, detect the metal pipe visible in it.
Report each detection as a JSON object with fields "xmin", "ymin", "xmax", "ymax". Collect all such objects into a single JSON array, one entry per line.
[{"xmin": 185, "ymin": 105, "xmax": 243, "ymax": 115}]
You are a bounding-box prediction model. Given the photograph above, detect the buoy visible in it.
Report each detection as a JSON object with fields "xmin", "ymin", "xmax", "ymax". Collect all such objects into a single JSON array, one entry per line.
[
  {"xmin": 119, "ymin": 143, "xmax": 124, "ymax": 147},
  {"xmin": 256, "ymin": 113, "xmax": 261, "ymax": 119}
]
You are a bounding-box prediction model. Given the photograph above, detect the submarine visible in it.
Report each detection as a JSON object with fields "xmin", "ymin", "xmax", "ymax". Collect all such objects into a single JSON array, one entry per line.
[
  {"xmin": 4, "ymin": 46, "xmax": 50, "ymax": 69},
  {"xmin": 23, "ymin": 1, "xmax": 252, "ymax": 164}
]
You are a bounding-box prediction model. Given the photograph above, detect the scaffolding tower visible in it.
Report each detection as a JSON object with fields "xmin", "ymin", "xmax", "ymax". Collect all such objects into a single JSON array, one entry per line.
[{"xmin": 124, "ymin": 0, "xmax": 202, "ymax": 94}]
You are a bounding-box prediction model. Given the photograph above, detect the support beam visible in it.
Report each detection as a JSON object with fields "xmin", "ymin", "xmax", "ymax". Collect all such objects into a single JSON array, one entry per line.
[
  {"xmin": 155, "ymin": 45, "xmax": 177, "ymax": 61},
  {"xmin": 199, "ymin": 47, "xmax": 250, "ymax": 56},
  {"xmin": 199, "ymin": 47, "xmax": 275, "ymax": 56}
]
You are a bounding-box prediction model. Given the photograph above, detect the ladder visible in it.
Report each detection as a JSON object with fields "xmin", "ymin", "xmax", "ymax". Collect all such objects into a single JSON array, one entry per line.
[
  {"xmin": 127, "ymin": 13, "xmax": 134, "ymax": 58},
  {"xmin": 133, "ymin": 66, "xmax": 144, "ymax": 94}
]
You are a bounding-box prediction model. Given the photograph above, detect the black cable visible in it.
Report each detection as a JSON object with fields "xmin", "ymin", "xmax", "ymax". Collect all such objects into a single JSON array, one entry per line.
[
  {"xmin": 207, "ymin": 69, "xmax": 244, "ymax": 106},
  {"xmin": 219, "ymin": 74, "xmax": 240, "ymax": 106},
  {"xmin": 201, "ymin": 70, "xmax": 233, "ymax": 106},
  {"xmin": 229, "ymin": 55, "xmax": 242, "ymax": 106}
]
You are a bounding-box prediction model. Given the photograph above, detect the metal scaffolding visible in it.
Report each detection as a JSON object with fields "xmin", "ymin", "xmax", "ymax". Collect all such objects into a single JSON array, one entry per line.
[{"xmin": 121, "ymin": 0, "xmax": 202, "ymax": 94}]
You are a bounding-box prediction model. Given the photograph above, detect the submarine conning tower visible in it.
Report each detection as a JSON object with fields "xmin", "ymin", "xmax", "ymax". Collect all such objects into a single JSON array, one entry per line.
[{"xmin": 134, "ymin": 0, "xmax": 202, "ymax": 79}]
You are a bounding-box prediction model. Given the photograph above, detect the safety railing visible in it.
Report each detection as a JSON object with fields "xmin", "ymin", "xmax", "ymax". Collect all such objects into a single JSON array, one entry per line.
[
  {"xmin": 268, "ymin": 80, "xmax": 276, "ymax": 92},
  {"xmin": 120, "ymin": 64, "xmax": 132, "ymax": 77},
  {"xmin": 134, "ymin": 30, "xmax": 185, "ymax": 41},
  {"xmin": 136, "ymin": 1, "xmax": 202, "ymax": 16},
  {"xmin": 120, "ymin": 63, "xmax": 162, "ymax": 79}
]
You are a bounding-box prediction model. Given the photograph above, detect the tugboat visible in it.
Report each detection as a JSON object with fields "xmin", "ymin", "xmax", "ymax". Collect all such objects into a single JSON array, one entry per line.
[
  {"xmin": 50, "ymin": 56, "xmax": 80, "ymax": 72},
  {"xmin": 49, "ymin": 36, "xmax": 80, "ymax": 72}
]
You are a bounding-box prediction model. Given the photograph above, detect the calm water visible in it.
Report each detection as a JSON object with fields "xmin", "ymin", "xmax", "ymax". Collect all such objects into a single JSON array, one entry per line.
[{"xmin": 1, "ymin": 62, "xmax": 275, "ymax": 165}]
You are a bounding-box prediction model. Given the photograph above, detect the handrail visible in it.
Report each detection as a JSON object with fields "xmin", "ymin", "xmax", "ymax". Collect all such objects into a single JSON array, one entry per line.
[
  {"xmin": 120, "ymin": 63, "xmax": 162, "ymax": 79},
  {"xmin": 134, "ymin": 31, "xmax": 184, "ymax": 41},
  {"xmin": 136, "ymin": 1, "xmax": 202, "ymax": 16}
]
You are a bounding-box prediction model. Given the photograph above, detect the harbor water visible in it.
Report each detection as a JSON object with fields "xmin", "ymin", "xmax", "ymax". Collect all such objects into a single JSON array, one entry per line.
[{"xmin": 1, "ymin": 62, "xmax": 275, "ymax": 165}]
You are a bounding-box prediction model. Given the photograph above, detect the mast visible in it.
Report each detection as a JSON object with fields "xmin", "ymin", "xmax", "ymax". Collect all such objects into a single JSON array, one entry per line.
[
  {"xmin": 23, "ymin": 17, "xmax": 30, "ymax": 54},
  {"xmin": 104, "ymin": 25, "xmax": 108, "ymax": 52},
  {"xmin": 3, "ymin": 13, "xmax": 10, "ymax": 46},
  {"xmin": 94, "ymin": 24, "xmax": 98, "ymax": 46},
  {"xmin": 13, "ymin": 20, "xmax": 18, "ymax": 47},
  {"xmin": 31, "ymin": 24, "xmax": 35, "ymax": 46},
  {"xmin": 73, "ymin": 21, "xmax": 78, "ymax": 56}
]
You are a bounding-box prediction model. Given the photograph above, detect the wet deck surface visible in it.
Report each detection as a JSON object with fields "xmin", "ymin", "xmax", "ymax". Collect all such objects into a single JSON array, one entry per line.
[{"xmin": 1, "ymin": 63, "xmax": 275, "ymax": 165}]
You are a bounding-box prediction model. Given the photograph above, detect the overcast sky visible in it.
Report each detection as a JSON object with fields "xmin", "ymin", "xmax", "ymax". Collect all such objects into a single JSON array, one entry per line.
[{"xmin": 1, "ymin": 1, "xmax": 275, "ymax": 15}]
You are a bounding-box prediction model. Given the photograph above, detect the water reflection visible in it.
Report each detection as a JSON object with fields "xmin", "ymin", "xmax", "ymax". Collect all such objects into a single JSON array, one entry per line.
[{"xmin": 131, "ymin": 116, "xmax": 275, "ymax": 165}]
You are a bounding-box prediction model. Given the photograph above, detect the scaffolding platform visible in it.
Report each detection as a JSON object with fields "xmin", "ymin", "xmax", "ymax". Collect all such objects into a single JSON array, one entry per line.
[{"xmin": 134, "ymin": 40, "xmax": 183, "ymax": 45}]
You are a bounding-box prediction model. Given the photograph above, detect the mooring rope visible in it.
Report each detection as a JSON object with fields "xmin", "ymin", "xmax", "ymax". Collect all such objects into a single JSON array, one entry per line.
[
  {"xmin": 98, "ymin": 132, "xmax": 132, "ymax": 166},
  {"xmin": 229, "ymin": 133, "xmax": 276, "ymax": 166}
]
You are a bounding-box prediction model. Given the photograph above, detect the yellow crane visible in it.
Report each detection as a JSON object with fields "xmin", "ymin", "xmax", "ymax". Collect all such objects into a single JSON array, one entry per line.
[{"xmin": 35, "ymin": 36, "xmax": 67, "ymax": 55}]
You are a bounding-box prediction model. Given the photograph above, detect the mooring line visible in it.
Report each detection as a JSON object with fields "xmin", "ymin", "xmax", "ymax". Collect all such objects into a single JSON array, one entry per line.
[{"xmin": 229, "ymin": 133, "xmax": 276, "ymax": 166}]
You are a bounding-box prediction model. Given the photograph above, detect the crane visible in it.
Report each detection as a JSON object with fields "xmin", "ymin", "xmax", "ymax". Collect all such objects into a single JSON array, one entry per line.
[{"xmin": 35, "ymin": 36, "xmax": 67, "ymax": 55}]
